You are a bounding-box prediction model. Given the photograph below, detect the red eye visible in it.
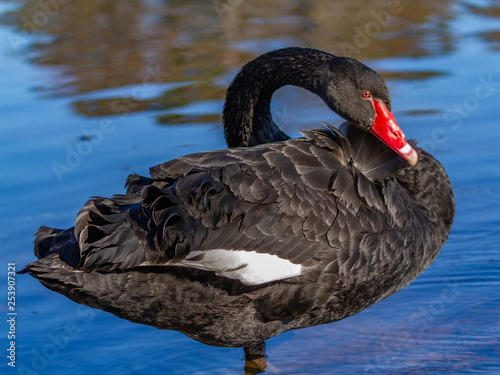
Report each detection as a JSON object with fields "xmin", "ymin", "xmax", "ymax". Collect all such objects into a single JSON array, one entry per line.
[{"xmin": 362, "ymin": 91, "xmax": 371, "ymax": 98}]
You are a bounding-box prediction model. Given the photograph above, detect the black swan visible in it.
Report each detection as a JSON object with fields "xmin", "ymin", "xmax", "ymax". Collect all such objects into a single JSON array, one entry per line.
[{"xmin": 23, "ymin": 47, "xmax": 455, "ymax": 371}]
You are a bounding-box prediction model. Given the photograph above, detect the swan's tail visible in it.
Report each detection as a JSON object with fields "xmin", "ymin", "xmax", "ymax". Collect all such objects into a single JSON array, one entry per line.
[
  {"xmin": 34, "ymin": 226, "xmax": 80, "ymax": 266},
  {"xmin": 23, "ymin": 190, "xmax": 148, "ymax": 276},
  {"xmin": 18, "ymin": 226, "xmax": 79, "ymax": 275}
]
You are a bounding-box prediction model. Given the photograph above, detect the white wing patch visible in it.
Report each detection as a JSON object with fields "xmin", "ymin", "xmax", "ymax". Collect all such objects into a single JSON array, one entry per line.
[{"xmin": 141, "ymin": 249, "xmax": 303, "ymax": 286}]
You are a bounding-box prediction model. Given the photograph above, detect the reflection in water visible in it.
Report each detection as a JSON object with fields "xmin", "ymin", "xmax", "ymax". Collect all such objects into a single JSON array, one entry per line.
[
  {"xmin": 1, "ymin": 0, "xmax": 464, "ymax": 124},
  {"xmin": 27, "ymin": 258, "xmax": 270, "ymax": 373},
  {"xmin": 479, "ymin": 30, "xmax": 500, "ymax": 51}
]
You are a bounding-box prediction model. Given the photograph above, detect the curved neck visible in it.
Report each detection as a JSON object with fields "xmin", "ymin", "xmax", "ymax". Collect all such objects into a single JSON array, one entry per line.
[{"xmin": 223, "ymin": 48, "xmax": 337, "ymax": 147}]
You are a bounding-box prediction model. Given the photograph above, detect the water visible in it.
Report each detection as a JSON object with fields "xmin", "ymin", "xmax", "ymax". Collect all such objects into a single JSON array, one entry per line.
[{"xmin": 1, "ymin": 0, "xmax": 499, "ymax": 374}]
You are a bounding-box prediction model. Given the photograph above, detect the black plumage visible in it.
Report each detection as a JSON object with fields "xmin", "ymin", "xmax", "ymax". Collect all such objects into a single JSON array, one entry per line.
[{"xmin": 23, "ymin": 47, "xmax": 455, "ymax": 368}]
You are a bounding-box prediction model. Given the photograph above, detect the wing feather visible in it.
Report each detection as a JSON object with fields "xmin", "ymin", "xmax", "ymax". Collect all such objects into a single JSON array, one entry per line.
[{"xmin": 48, "ymin": 125, "xmax": 413, "ymax": 287}]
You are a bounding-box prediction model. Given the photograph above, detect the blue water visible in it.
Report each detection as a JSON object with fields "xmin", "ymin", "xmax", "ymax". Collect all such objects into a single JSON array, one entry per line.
[{"xmin": 1, "ymin": 1, "xmax": 499, "ymax": 374}]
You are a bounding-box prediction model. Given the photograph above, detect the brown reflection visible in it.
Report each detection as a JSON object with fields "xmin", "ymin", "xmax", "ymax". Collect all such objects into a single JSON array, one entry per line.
[
  {"xmin": 71, "ymin": 81, "xmax": 226, "ymax": 119},
  {"xmin": 464, "ymin": 1, "xmax": 500, "ymax": 19},
  {"xmin": 463, "ymin": 1, "xmax": 500, "ymax": 52},
  {"xmin": 1, "ymin": 0, "xmax": 461, "ymax": 123},
  {"xmin": 480, "ymin": 31, "xmax": 500, "ymax": 51}
]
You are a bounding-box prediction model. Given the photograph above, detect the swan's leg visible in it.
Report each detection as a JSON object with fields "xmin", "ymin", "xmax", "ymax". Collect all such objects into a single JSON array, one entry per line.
[{"xmin": 244, "ymin": 342, "xmax": 267, "ymax": 374}]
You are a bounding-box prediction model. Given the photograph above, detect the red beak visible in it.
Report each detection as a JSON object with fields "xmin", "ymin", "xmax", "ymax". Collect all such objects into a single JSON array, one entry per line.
[{"xmin": 370, "ymin": 100, "xmax": 418, "ymax": 166}]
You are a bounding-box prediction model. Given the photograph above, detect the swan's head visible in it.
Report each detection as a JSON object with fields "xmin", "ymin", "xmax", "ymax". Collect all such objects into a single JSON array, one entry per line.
[{"xmin": 322, "ymin": 57, "xmax": 418, "ymax": 166}]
